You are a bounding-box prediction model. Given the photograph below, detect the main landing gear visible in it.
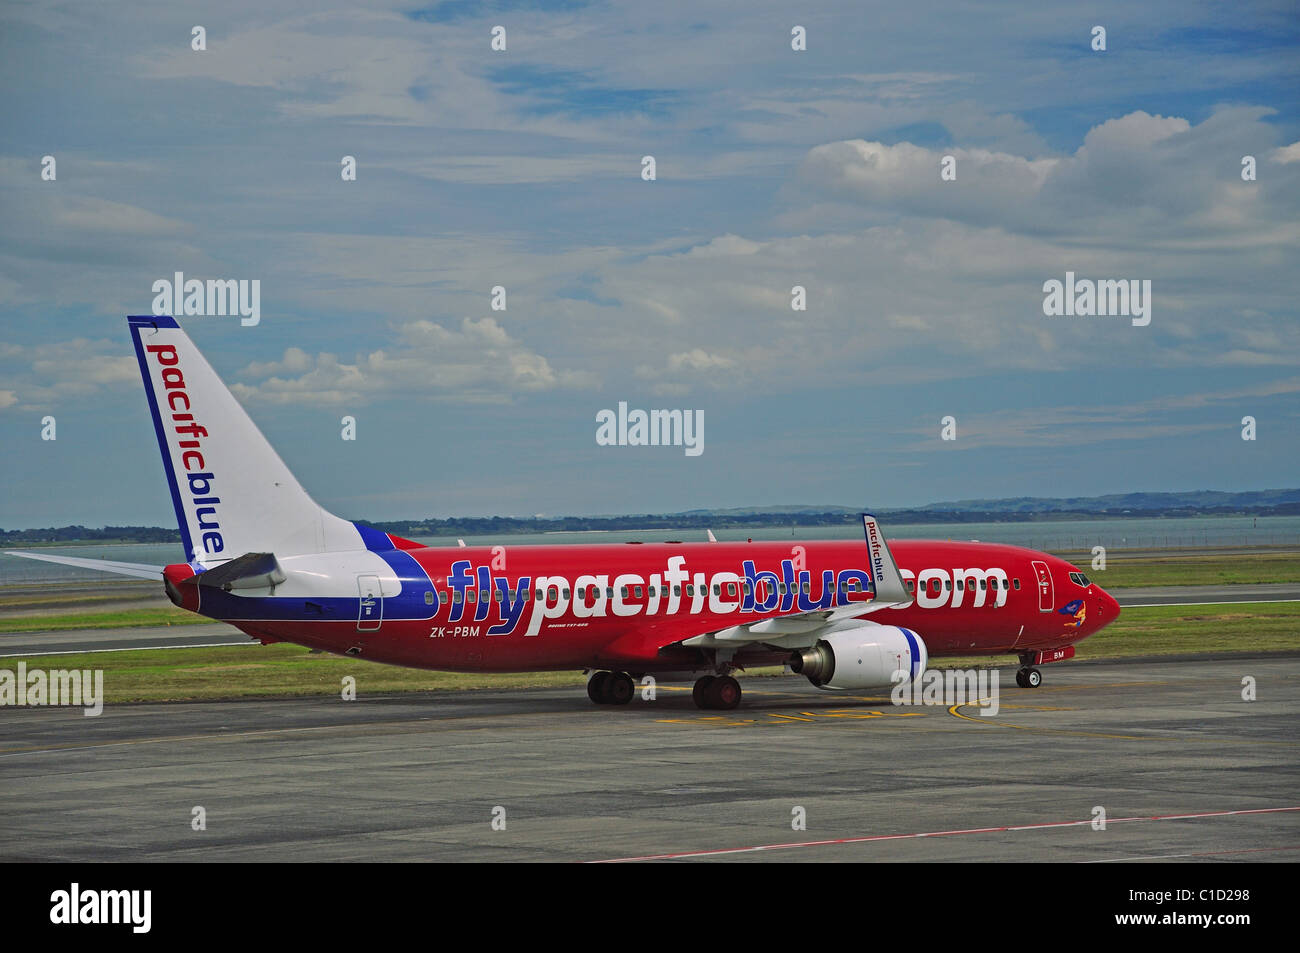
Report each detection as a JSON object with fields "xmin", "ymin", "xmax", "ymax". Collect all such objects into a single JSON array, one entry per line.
[
  {"xmin": 587, "ymin": 670, "xmax": 635, "ymax": 705},
  {"xmin": 692, "ymin": 674, "xmax": 742, "ymax": 710},
  {"xmin": 584, "ymin": 669, "xmax": 743, "ymax": 709}
]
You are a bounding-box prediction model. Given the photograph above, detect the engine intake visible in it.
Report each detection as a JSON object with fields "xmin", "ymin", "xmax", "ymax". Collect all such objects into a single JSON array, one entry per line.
[{"xmin": 789, "ymin": 623, "xmax": 928, "ymax": 691}]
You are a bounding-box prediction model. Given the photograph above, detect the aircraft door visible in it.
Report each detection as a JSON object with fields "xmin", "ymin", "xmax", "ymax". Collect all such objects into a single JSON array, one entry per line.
[
  {"xmin": 357, "ymin": 574, "xmax": 383, "ymax": 631},
  {"xmin": 1031, "ymin": 560, "xmax": 1053, "ymax": 612}
]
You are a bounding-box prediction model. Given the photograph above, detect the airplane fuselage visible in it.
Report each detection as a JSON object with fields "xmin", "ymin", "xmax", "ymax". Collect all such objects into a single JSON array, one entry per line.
[{"xmin": 166, "ymin": 537, "xmax": 1121, "ymax": 673}]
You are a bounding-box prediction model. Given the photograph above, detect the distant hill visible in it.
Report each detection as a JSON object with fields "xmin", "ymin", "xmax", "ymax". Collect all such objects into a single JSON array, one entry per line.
[
  {"xmin": 3, "ymin": 489, "xmax": 1298, "ymax": 544},
  {"xmin": 907, "ymin": 489, "xmax": 1300, "ymax": 514}
]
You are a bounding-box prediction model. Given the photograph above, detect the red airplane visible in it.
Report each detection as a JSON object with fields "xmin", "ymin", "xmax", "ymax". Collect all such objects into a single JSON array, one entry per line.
[{"xmin": 7, "ymin": 316, "xmax": 1122, "ymax": 709}]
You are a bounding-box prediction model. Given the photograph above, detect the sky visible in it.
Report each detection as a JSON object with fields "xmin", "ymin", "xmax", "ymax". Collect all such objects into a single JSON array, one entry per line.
[{"xmin": 1, "ymin": 0, "xmax": 1298, "ymax": 528}]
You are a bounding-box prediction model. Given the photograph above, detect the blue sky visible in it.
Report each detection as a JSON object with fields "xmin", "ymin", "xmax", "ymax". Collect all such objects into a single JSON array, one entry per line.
[{"xmin": 1, "ymin": 1, "xmax": 1298, "ymax": 528}]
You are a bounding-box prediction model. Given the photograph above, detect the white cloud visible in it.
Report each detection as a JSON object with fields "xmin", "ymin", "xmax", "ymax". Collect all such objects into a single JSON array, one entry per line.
[
  {"xmin": 232, "ymin": 317, "xmax": 597, "ymax": 405},
  {"xmin": 0, "ymin": 339, "xmax": 139, "ymax": 411}
]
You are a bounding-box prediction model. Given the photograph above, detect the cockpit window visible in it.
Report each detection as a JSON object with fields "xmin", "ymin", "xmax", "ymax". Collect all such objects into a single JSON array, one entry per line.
[{"xmin": 1078, "ymin": 573, "xmax": 1090, "ymax": 586}]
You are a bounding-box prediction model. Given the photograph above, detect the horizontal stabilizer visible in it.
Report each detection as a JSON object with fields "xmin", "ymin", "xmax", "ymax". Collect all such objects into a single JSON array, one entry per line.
[
  {"xmin": 4, "ymin": 550, "xmax": 164, "ymax": 580},
  {"xmin": 183, "ymin": 551, "xmax": 285, "ymax": 590}
]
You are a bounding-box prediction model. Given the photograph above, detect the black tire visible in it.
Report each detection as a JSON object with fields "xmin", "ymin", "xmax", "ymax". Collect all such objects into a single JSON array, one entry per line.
[
  {"xmin": 1015, "ymin": 669, "xmax": 1029, "ymax": 688},
  {"xmin": 587, "ymin": 671, "xmax": 610, "ymax": 704},
  {"xmin": 707, "ymin": 675, "xmax": 742, "ymax": 710},
  {"xmin": 1025, "ymin": 668, "xmax": 1042, "ymax": 688},
  {"xmin": 692, "ymin": 676, "xmax": 716, "ymax": 709},
  {"xmin": 606, "ymin": 671, "xmax": 635, "ymax": 705}
]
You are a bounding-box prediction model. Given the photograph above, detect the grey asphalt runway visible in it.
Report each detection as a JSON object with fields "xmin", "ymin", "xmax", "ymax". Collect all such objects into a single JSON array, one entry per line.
[
  {"xmin": 1108, "ymin": 583, "xmax": 1300, "ymax": 607},
  {"xmin": 0, "ymin": 623, "xmax": 249, "ymax": 657},
  {"xmin": 1, "ymin": 656, "xmax": 1295, "ymax": 862}
]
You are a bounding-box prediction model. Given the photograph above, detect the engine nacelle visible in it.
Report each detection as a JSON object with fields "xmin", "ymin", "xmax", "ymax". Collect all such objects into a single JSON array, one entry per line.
[{"xmin": 789, "ymin": 623, "xmax": 928, "ymax": 691}]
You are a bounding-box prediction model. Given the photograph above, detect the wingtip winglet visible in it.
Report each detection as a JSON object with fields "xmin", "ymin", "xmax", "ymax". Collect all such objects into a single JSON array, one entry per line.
[{"xmin": 861, "ymin": 512, "xmax": 909, "ymax": 603}]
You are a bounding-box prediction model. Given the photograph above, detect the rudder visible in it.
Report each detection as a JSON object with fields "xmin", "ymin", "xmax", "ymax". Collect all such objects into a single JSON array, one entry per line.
[{"xmin": 128, "ymin": 315, "xmax": 363, "ymax": 566}]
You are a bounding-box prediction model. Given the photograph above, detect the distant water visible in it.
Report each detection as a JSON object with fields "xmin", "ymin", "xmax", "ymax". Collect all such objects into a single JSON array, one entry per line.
[{"xmin": 4, "ymin": 515, "xmax": 1298, "ymax": 586}]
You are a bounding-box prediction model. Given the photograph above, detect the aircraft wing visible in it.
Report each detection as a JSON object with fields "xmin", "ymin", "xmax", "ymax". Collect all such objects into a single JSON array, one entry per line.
[
  {"xmin": 678, "ymin": 513, "xmax": 910, "ymax": 650},
  {"xmin": 4, "ymin": 550, "xmax": 165, "ymax": 580}
]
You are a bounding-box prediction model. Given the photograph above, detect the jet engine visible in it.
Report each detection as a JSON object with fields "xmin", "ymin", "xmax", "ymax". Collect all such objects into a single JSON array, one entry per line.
[{"xmin": 789, "ymin": 623, "xmax": 928, "ymax": 691}]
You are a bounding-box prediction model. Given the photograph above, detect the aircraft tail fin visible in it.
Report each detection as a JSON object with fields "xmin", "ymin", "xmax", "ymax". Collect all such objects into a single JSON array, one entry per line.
[{"xmin": 127, "ymin": 315, "xmax": 365, "ymax": 567}]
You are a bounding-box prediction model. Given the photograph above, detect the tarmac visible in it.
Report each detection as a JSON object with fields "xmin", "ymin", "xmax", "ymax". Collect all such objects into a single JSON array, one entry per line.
[{"xmin": 1, "ymin": 656, "xmax": 1296, "ymax": 862}]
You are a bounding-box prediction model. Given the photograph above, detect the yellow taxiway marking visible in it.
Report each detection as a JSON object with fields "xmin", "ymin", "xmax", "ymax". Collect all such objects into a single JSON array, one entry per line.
[{"xmin": 656, "ymin": 707, "xmax": 928, "ymax": 727}]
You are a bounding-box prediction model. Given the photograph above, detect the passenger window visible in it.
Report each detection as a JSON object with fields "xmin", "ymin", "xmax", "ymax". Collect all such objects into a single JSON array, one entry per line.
[
  {"xmin": 620, "ymin": 586, "xmax": 629, "ymax": 598},
  {"xmin": 687, "ymin": 584, "xmax": 695, "ymax": 597},
  {"xmin": 906, "ymin": 581, "xmax": 915, "ymax": 592},
  {"xmin": 673, "ymin": 585, "xmax": 681, "ymax": 596},
  {"xmin": 634, "ymin": 585, "xmax": 643, "ymax": 598},
  {"xmin": 802, "ymin": 581, "xmax": 810, "ymax": 594},
  {"xmin": 562, "ymin": 589, "xmax": 571, "ymax": 599},
  {"xmin": 726, "ymin": 582, "xmax": 737, "ymax": 597},
  {"xmin": 494, "ymin": 589, "xmax": 502, "ymax": 602},
  {"xmin": 547, "ymin": 586, "xmax": 558, "ymax": 600},
  {"xmin": 453, "ymin": 590, "xmax": 463, "ymax": 603},
  {"xmin": 980, "ymin": 579, "xmax": 987, "ymax": 590},
  {"xmin": 713, "ymin": 584, "xmax": 720, "ymax": 596},
  {"xmin": 945, "ymin": 580, "xmax": 952, "ymax": 591},
  {"xmin": 1013, "ymin": 579, "xmax": 1020, "ymax": 589}
]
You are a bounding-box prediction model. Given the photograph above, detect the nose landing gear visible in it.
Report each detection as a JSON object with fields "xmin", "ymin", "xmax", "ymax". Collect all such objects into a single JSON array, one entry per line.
[{"xmin": 1015, "ymin": 667, "xmax": 1042, "ymax": 688}]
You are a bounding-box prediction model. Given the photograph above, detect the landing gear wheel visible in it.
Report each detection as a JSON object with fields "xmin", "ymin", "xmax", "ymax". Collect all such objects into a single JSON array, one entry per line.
[
  {"xmin": 1015, "ymin": 669, "xmax": 1029, "ymax": 688},
  {"xmin": 605, "ymin": 671, "xmax": 634, "ymax": 705},
  {"xmin": 706, "ymin": 675, "xmax": 742, "ymax": 710},
  {"xmin": 1025, "ymin": 667, "xmax": 1042, "ymax": 688},
  {"xmin": 692, "ymin": 676, "xmax": 716, "ymax": 709},
  {"xmin": 587, "ymin": 671, "xmax": 611, "ymax": 704}
]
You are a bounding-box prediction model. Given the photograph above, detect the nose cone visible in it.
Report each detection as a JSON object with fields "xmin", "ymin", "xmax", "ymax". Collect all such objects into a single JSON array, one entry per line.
[{"xmin": 1095, "ymin": 586, "xmax": 1121, "ymax": 627}]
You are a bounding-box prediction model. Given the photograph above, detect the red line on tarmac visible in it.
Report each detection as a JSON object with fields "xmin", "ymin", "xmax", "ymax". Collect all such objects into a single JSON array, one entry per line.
[{"xmin": 590, "ymin": 806, "xmax": 1300, "ymax": 863}]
